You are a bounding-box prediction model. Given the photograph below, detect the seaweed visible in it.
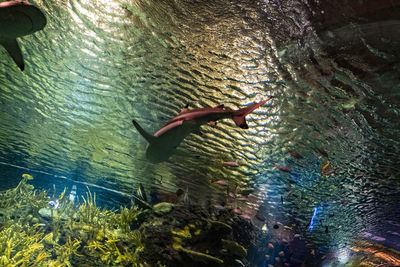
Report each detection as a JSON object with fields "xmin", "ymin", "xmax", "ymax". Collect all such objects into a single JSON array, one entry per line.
[{"xmin": 0, "ymin": 174, "xmax": 146, "ymax": 266}]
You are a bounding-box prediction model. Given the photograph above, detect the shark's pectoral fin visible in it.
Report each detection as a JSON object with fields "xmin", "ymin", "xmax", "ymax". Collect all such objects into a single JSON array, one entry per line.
[
  {"xmin": 2, "ymin": 39, "xmax": 24, "ymax": 71},
  {"xmin": 132, "ymin": 120, "xmax": 156, "ymax": 143}
]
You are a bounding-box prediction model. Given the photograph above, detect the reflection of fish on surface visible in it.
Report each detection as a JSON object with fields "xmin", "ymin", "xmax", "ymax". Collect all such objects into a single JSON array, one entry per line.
[
  {"xmin": 132, "ymin": 99, "xmax": 270, "ymax": 163},
  {"xmin": 0, "ymin": 1, "xmax": 46, "ymax": 70}
]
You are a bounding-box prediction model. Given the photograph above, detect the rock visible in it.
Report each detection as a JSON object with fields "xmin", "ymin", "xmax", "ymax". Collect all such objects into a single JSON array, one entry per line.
[
  {"xmin": 38, "ymin": 207, "xmax": 52, "ymax": 219},
  {"xmin": 153, "ymin": 202, "xmax": 174, "ymax": 216},
  {"xmin": 38, "ymin": 207, "xmax": 68, "ymax": 220}
]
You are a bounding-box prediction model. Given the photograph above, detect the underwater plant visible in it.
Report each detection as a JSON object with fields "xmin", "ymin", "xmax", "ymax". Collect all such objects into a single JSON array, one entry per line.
[{"xmin": 0, "ymin": 174, "xmax": 146, "ymax": 266}]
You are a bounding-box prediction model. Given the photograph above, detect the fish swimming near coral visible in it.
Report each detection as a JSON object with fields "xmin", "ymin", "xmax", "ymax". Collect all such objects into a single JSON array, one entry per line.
[
  {"xmin": 132, "ymin": 99, "xmax": 269, "ymax": 163},
  {"xmin": 0, "ymin": 1, "xmax": 46, "ymax": 70}
]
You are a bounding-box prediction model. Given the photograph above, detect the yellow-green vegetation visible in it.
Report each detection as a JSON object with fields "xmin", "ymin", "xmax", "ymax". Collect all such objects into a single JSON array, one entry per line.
[
  {"xmin": 171, "ymin": 223, "xmax": 224, "ymax": 264},
  {"xmin": 0, "ymin": 174, "xmax": 146, "ymax": 266}
]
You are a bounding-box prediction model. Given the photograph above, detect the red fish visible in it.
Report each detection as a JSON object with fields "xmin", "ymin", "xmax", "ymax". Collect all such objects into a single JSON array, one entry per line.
[
  {"xmin": 290, "ymin": 150, "xmax": 303, "ymax": 159},
  {"xmin": 222, "ymin": 161, "xmax": 239, "ymax": 167},
  {"xmin": 276, "ymin": 165, "xmax": 291, "ymax": 173},
  {"xmin": 213, "ymin": 180, "xmax": 229, "ymax": 186},
  {"xmin": 323, "ymin": 169, "xmax": 335, "ymax": 175}
]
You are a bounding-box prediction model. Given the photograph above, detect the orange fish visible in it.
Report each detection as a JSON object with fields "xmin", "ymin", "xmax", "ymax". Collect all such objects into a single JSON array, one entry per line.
[{"xmin": 321, "ymin": 162, "xmax": 330, "ymax": 171}]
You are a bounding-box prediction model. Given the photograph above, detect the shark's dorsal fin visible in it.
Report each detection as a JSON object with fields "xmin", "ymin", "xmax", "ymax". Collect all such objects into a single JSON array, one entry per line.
[
  {"xmin": 2, "ymin": 39, "xmax": 24, "ymax": 71},
  {"xmin": 132, "ymin": 120, "xmax": 157, "ymax": 143}
]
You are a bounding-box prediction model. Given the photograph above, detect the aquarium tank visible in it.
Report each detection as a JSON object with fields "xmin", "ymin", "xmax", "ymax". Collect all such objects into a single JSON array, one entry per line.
[{"xmin": 1, "ymin": 0, "xmax": 399, "ymax": 266}]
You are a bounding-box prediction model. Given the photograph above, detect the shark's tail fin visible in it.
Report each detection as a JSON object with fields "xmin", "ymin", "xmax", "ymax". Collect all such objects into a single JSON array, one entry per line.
[{"xmin": 232, "ymin": 99, "xmax": 270, "ymax": 129}]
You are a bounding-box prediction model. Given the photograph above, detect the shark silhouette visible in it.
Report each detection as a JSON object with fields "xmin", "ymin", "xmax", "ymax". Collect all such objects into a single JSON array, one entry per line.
[
  {"xmin": 132, "ymin": 99, "xmax": 269, "ymax": 163},
  {"xmin": 0, "ymin": 1, "xmax": 46, "ymax": 71}
]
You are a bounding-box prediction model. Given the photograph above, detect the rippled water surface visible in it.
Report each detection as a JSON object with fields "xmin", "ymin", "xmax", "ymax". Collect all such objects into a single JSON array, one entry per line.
[{"xmin": 1, "ymin": 0, "xmax": 400, "ymax": 265}]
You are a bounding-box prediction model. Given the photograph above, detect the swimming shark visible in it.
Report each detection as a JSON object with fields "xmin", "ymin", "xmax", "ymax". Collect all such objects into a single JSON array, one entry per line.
[
  {"xmin": 132, "ymin": 99, "xmax": 269, "ymax": 163},
  {"xmin": 0, "ymin": 1, "xmax": 46, "ymax": 71}
]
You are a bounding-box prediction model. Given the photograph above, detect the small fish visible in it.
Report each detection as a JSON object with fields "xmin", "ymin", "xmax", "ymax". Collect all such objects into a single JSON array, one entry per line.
[
  {"xmin": 268, "ymin": 243, "xmax": 274, "ymax": 249},
  {"xmin": 316, "ymin": 148, "xmax": 328, "ymax": 157},
  {"xmin": 279, "ymin": 251, "xmax": 285, "ymax": 256},
  {"xmin": 214, "ymin": 204, "xmax": 225, "ymax": 210},
  {"xmin": 341, "ymin": 200, "xmax": 349, "ymax": 206},
  {"xmin": 228, "ymin": 192, "xmax": 236, "ymax": 198},
  {"xmin": 321, "ymin": 162, "xmax": 330, "ymax": 171},
  {"xmin": 287, "ymin": 190, "xmax": 293, "ymax": 196},
  {"xmin": 240, "ymin": 214, "xmax": 251, "ymax": 220},
  {"xmin": 213, "ymin": 180, "xmax": 229, "ymax": 186},
  {"xmin": 233, "ymin": 208, "xmax": 241, "ymax": 214},
  {"xmin": 275, "ymin": 165, "xmax": 291, "ymax": 173},
  {"xmin": 261, "ymin": 224, "xmax": 268, "ymax": 231},
  {"xmin": 281, "ymin": 196, "xmax": 284, "ymax": 204},
  {"xmin": 222, "ymin": 161, "xmax": 239, "ymax": 167},
  {"xmin": 290, "ymin": 150, "xmax": 303, "ymax": 159},
  {"xmin": 324, "ymin": 169, "xmax": 335, "ymax": 175},
  {"xmin": 325, "ymin": 226, "xmax": 329, "ymax": 233},
  {"xmin": 48, "ymin": 200, "xmax": 60, "ymax": 209}
]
